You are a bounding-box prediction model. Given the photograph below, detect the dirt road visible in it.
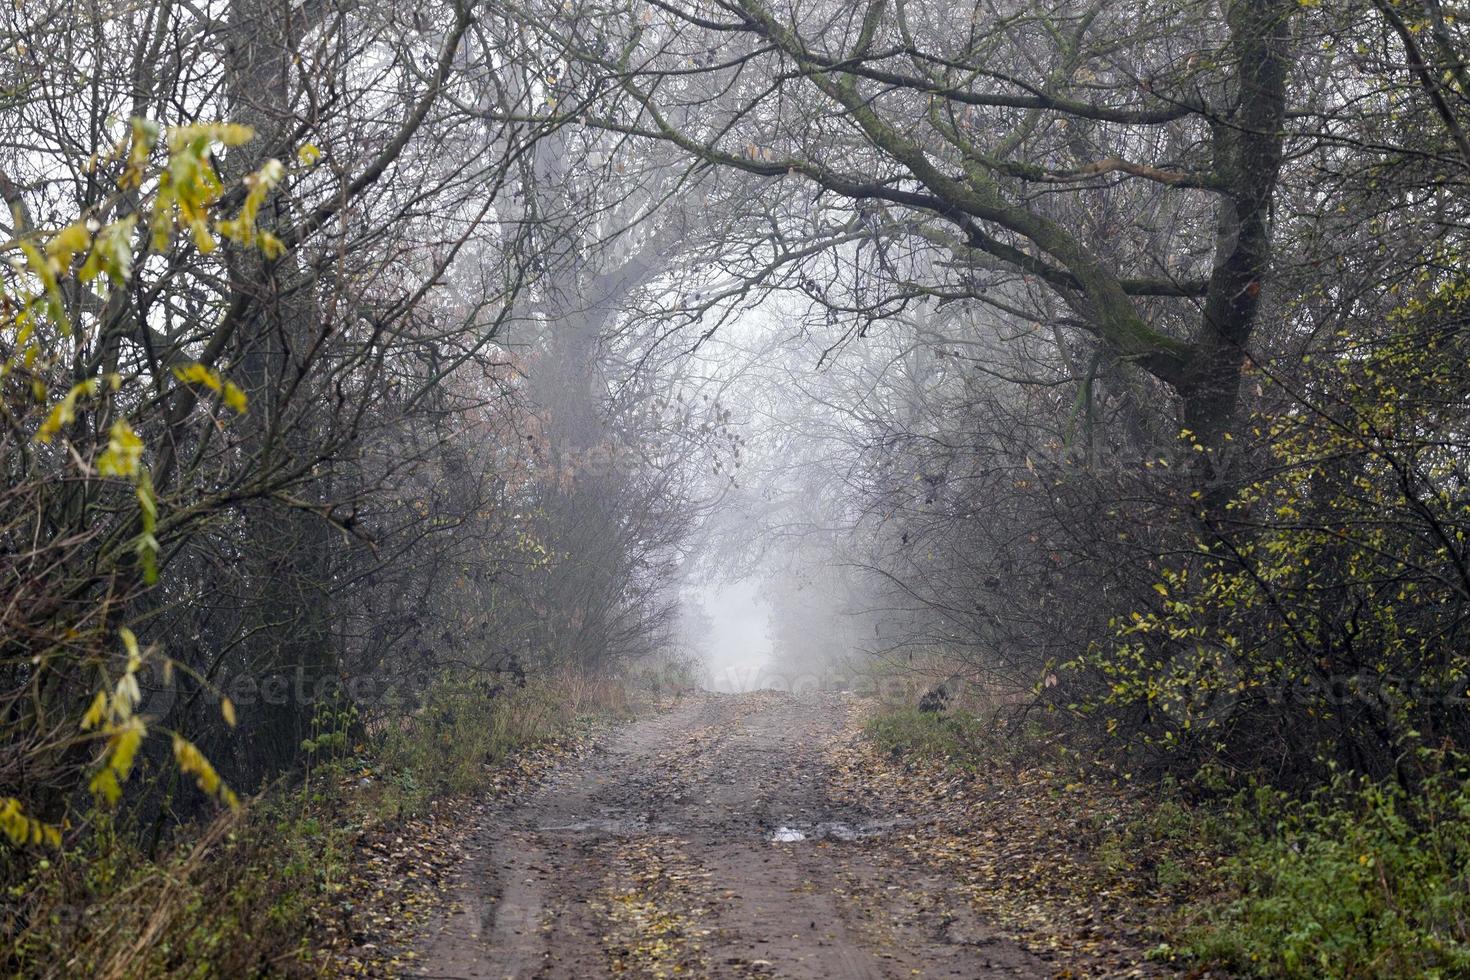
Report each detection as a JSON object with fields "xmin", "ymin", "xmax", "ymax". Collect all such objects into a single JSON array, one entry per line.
[{"xmin": 412, "ymin": 691, "xmax": 1049, "ymax": 979}]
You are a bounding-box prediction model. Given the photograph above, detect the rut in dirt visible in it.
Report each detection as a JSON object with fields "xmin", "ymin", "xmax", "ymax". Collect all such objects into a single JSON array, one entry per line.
[{"xmin": 410, "ymin": 690, "xmax": 1048, "ymax": 979}]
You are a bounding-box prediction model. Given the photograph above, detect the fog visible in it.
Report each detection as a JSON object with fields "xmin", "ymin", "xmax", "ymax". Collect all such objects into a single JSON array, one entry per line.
[{"xmin": 681, "ymin": 580, "xmax": 775, "ymax": 692}]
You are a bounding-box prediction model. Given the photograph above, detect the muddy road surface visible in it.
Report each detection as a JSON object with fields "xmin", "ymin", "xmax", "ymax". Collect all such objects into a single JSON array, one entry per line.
[{"xmin": 412, "ymin": 691, "xmax": 1048, "ymax": 979}]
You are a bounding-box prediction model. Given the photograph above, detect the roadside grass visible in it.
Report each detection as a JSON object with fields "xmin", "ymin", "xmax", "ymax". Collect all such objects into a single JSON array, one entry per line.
[
  {"xmin": 864, "ymin": 704, "xmax": 1061, "ymax": 775},
  {"xmin": 862, "ymin": 693, "xmax": 1470, "ymax": 978},
  {"xmin": 5, "ymin": 670, "xmax": 658, "ymax": 979},
  {"xmin": 865, "ymin": 706, "xmax": 991, "ymax": 768},
  {"xmin": 371, "ymin": 670, "xmax": 634, "ymax": 810}
]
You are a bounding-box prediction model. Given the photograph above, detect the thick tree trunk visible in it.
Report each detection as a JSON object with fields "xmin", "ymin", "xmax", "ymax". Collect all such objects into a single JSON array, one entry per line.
[
  {"xmin": 223, "ymin": 0, "xmax": 335, "ymax": 771},
  {"xmin": 1183, "ymin": 0, "xmax": 1292, "ymax": 459}
]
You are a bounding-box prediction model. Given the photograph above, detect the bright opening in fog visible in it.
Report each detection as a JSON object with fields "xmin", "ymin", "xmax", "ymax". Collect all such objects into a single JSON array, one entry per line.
[{"xmin": 683, "ymin": 580, "xmax": 773, "ymax": 692}]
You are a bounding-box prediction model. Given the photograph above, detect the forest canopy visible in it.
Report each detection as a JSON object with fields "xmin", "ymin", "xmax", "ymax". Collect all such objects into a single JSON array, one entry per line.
[{"xmin": 2, "ymin": 0, "xmax": 1470, "ymax": 974}]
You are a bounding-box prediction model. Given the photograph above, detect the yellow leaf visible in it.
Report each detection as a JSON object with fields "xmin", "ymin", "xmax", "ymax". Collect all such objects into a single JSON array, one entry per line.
[
  {"xmin": 89, "ymin": 768, "xmax": 122, "ymax": 805},
  {"xmin": 174, "ymin": 363, "xmax": 246, "ymax": 412},
  {"xmin": 190, "ymin": 218, "xmax": 216, "ymax": 253},
  {"xmin": 80, "ymin": 216, "xmax": 138, "ymax": 285},
  {"xmin": 0, "ymin": 798, "xmax": 63, "ymax": 848},
  {"xmin": 109, "ymin": 718, "xmax": 144, "ymax": 778},
  {"xmin": 97, "ymin": 419, "xmax": 145, "ymax": 477},
  {"xmin": 80, "ymin": 691, "xmax": 108, "ymax": 731},
  {"xmin": 166, "ymin": 122, "xmax": 254, "ymax": 153},
  {"xmin": 173, "ymin": 735, "xmax": 233, "ymax": 803},
  {"xmin": 256, "ymin": 158, "xmax": 284, "ymax": 188},
  {"xmin": 36, "ymin": 378, "xmax": 100, "ymax": 443},
  {"xmin": 47, "ymin": 221, "xmax": 92, "ymax": 267},
  {"xmin": 256, "ymin": 231, "xmax": 285, "ymax": 260},
  {"xmin": 222, "ymin": 381, "xmax": 247, "ymax": 414},
  {"xmin": 119, "ymin": 626, "xmax": 140, "ymax": 665}
]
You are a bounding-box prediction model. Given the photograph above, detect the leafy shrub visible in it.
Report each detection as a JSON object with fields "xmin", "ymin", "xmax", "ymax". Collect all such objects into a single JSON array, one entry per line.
[
  {"xmin": 1065, "ymin": 285, "xmax": 1470, "ymax": 785},
  {"xmin": 5, "ymin": 803, "xmax": 339, "ymax": 979},
  {"xmin": 1184, "ymin": 762, "xmax": 1470, "ymax": 977},
  {"xmin": 1, "ymin": 120, "xmax": 286, "ymax": 856}
]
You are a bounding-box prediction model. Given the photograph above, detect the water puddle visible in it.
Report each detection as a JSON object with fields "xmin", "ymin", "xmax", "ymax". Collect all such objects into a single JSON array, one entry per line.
[
  {"xmin": 767, "ymin": 818, "xmax": 908, "ymax": 843},
  {"xmin": 537, "ymin": 815, "xmax": 910, "ymax": 843}
]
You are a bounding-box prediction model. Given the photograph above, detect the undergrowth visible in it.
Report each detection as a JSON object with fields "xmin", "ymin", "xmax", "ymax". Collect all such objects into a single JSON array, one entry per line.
[
  {"xmin": 866, "ymin": 697, "xmax": 1470, "ymax": 978},
  {"xmin": 1176, "ymin": 761, "xmax": 1470, "ymax": 978},
  {"xmin": 865, "ymin": 702, "xmax": 1227, "ymax": 904},
  {"xmin": 4, "ymin": 671, "xmax": 645, "ymax": 979}
]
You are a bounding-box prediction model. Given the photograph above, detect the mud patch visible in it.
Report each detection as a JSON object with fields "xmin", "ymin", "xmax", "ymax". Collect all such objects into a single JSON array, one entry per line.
[
  {"xmin": 539, "ymin": 817, "xmax": 676, "ymax": 835},
  {"xmin": 413, "ymin": 691, "xmax": 1051, "ymax": 978}
]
